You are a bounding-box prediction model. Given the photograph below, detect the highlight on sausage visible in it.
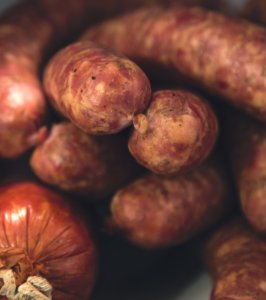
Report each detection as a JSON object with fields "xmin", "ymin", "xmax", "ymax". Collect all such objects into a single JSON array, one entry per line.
[{"xmin": 44, "ymin": 41, "xmax": 151, "ymax": 135}]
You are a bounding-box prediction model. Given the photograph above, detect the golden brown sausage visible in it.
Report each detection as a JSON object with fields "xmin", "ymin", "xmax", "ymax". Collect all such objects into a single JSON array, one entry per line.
[
  {"xmin": 128, "ymin": 89, "xmax": 218, "ymax": 175},
  {"xmin": 0, "ymin": 0, "xmax": 100, "ymax": 158},
  {"xmin": 44, "ymin": 41, "xmax": 151, "ymax": 135}
]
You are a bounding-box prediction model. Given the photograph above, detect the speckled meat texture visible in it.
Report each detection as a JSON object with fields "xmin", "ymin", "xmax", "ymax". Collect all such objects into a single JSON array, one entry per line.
[
  {"xmin": 0, "ymin": 182, "xmax": 97, "ymax": 300},
  {"xmin": 109, "ymin": 160, "xmax": 231, "ymax": 249},
  {"xmin": 0, "ymin": 0, "xmax": 210, "ymax": 159},
  {"xmin": 224, "ymin": 111, "xmax": 266, "ymax": 234},
  {"xmin": 44, "ymin": 41, "xmax": 151, "ymax": 135},
  {"xmin": 30, "ymin": 122, "xmax": 143, "ymax": 199},
  {"xmin": 0, "ymin": 0, "xmax": 109, "ymax": 159},
  {"xmin": 0, "ymin": 1, "xmax": 51, "ymax": 159},
  {"xmin": 84, "ymin": 6, "xmax": 266, "ymax": 122},
  {"xmin": 128, "ymin": 89, "xmax": 218, "ymax": 175},
  {"xmin": 204, "ymin": 218, "xmax": 266, "ymax": 300}
]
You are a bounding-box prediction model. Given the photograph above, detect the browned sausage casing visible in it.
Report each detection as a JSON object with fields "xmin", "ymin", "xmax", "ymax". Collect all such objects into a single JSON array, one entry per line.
[
  {"xmin": 0, "ymin": 1, "xmax": 51, "ymax": 159},
  {"xmin": 30, "ymin": 122, "xmax": 143, "ymax": 199},
  {"xmin": 129, "ymin": 89, "xmax": 218, "ymax": 175},
  {"xmin": 204, "ymin": 218, "xmax": 266, "ymax": 300},
  {"xmin": 0, "ymin": 0, "xmax": 104, "ymax": 159},
  {"xmin": 84, "ymin": 6, "xmax": 266, "ymax": 122},
  {"xmin": 44, "ymin": 41, "xmax": 151, "ymax": 135},
  {"xmin": 0, "ymin": 0, "xmax": 210, "ymax": 159},
  {"xmin": 109, "ymin": 160, "xmax": 231, "ymax": 249},
  {"xmin": 224, "ymin": 111, "xmax": 266, "ymax": 234}
]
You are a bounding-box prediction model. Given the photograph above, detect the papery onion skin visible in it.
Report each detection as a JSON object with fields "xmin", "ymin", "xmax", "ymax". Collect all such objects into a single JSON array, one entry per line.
[{"xmin": 0, "ymin": 182, "xmax": 97, "ymax": 300}]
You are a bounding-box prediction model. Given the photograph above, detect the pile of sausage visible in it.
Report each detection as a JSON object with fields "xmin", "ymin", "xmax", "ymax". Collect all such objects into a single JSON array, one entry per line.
[{"xmin": 1, "ymin": 0, "xmax": 266, "ymax": 299}]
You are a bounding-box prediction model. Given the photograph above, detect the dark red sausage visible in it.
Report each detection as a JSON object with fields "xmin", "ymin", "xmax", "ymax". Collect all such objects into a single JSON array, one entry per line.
[{"xmin": 0, "ymin": 0, "xmax": 211, "ymax": 159}]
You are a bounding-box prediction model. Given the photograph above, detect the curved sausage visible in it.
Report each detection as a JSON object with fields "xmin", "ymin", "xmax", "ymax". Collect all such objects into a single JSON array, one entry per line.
[
  {"xmin": 109, "ymin": 159, "xmax": 231, "ymax": 249},
  {"xmin": 44, "ymin": 41, "xmax": 151, "ymax": 135},
  {"xmin": 84, "ymin": 6, "xmax": 266, "ymax": 122}
]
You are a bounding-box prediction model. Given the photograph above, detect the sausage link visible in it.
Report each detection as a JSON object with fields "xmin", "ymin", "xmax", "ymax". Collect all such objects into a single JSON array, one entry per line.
[
  {"xmin": 204, "ymin": 218, "xmax": 266, "ymax": 300},
  {"xmin": 129, "ymin": 89, "xmax": 218, "ymax": 175},
  {"xmin": 224, "ymin": 110, "xmax": 266, "ymax": 233},
  {"xmin": 0, "ymin": 0, "xmax": 209, "ymax": 158},
  {"xmin": 84, "ymin": 6, "xmax": 266, "ymax": 122},
  {"xmin": 109, "ymin": 159, "xmax": 231, "ymax": 249},
  {"xmin": 44, "ymin": 41, "xmax": 151, "ymax": 135},
  {"xmin": 30, "ymin": 122, "xmax": 143, "ymax": 199}
]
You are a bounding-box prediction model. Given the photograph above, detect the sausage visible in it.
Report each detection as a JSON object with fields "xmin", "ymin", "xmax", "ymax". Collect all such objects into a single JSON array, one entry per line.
[
  {"xmin": 0, "ymin": 0, "xmax": 102, "ymax": 159},
  {"xmin": 0, "ymin": 1, "xmax": 51, "ymax": 159},
  {"xmin": 30, "ymin": 122, "xmax": 143, "ymax": 199},
  {"xmin": 43, "ymin": 41, "xmax": 151, "ymax": 135},
  {"xmin": 83, "ymin": 6, "xmax": 266, "ymax": 122},
  {"xmin": 223, "ymin": 109, "xmax": 266, "ymax": 233},
  {"xmin": 232, "ymin": 0, "xmax": 266, "ymax": 25},
  {"xmin": 203, "ymin": 217, "xmax": 266, "ymax": 300},
  {"xmin": 128, "ymin": 89, "xmax": 218, "ymax": 175},
  {"xmin": 108, "ymin": 159, "xmax": 231, "ymax": 249},
  {"xmin": 0, "ymin": 0, "xmax": 211, "ymax": 159}
]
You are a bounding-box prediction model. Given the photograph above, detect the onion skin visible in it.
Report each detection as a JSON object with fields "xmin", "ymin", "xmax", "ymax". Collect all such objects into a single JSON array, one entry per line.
[{"xmin": 0, "ymin": 182, "xmax": 97, "ymax": 300}]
